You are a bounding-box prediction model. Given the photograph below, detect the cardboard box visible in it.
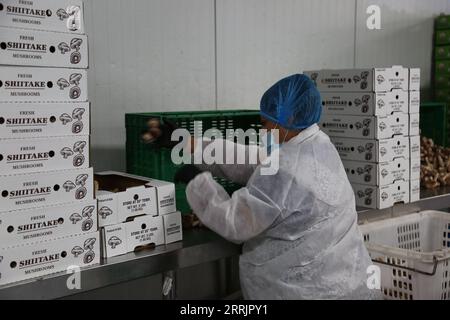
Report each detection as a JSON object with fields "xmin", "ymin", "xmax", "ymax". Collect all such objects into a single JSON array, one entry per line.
[
  {"xmin": 410, "ymin": 157, "xmax": 420, "ymax": 181},
  {"xmin": 0, "ymin": 135, "xmax": 89, "ymax": 175},
  {"xmin": 0, "ymin": 27, "xmax": 88, "ymax": 69},
  {"xmin": 0, "ymin": 167, "xmax": 93, "ymax": 212},
  {"xmin": 409, "ymin": 68, "xmax": 421, "ymax": 92},
  {"xmin": 353, "ymin": 180, "xmax": 410, "ymax": 209},
  {"xmin": 304, "ymin": 66, "xmax": 410, "ymax": 92},
  {"xmin": 320, "ymin": 113, "xmax": 409, "ymax": 140},
  {"xmin": 0, "ymin": 0, "xmax": 84, "ymax": 34},
  {"xmin": 331, "ymin": 136, "xmax": 409, "ymax": 163},
  {"xmin": 436, "ymin": 30, "xmax": 450, "ymax": 45},
  {"xmin": 95, "ymin": 173, "xmax": 158, "ymax": 228},
  {"xmin": 0, "ymin": 102, "xmax": 90, "ymax": 138},
  {"xmin": 0, "ymin": 200, "xmax": 97, "ymax": 248},
  {"xmin": 409, "ymin": 113, "xmax": 420, "ymax": 137},
  {"xmin": 0, "ymin": 66, "xmax": 87, "ymax": 102},
  {"xmin": 163, "ymin": 211, "xmax": 183, "ymax": 245},
  {"xmin": 409, "ymin": 91, "xmax": 420, "ymax": 114},
  {"xmin": 343, "ymin": 158, "xmax": 409, "ymax": 186},
  {"xmin": 101, "ymin": 215, "xmax": 165, "ymax": 258},
  {"xmin": 410, "ymin": 180, "xmax": 420, "ymax": 203},
  {"xmin": 0, "ymin": 232, "xmax": 99, "ymax": 286},
  {"xmin": 95, "ymin": 172, "xmax": 176, "ymax": 227},
  {"xmin": 410, "ymin": 135, "xmax": 420, "ymax": 160},
  {"xmin": 320, "ymin": 90, "xmax": 409, "ymax": 116}
]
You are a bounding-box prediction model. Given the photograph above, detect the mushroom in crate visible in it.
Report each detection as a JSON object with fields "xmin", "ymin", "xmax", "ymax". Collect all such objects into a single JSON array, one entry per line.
[{"xmin": 421, "ymin": 137, "xmax": 450, "ymax": 189}]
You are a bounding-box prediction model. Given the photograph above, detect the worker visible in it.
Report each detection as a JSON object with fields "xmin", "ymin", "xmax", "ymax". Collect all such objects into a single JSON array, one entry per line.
[{"xmin": 142, "ymin": 74, "xmax": 380, "ymax": 300}]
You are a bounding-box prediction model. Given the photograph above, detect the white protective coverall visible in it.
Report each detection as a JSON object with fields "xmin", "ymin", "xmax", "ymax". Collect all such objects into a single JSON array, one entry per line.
[{"xmin": 186, "ymin": 124, "xmax": 380, "ymax": 300}]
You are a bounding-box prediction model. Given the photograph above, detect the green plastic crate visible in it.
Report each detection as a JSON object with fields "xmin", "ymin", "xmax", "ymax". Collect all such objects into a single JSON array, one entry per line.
[
  {"xmin": 435, "ymin": 88, "xmax": 450, "ymax": 101},
  {"xmin": 436, "ymin": 29, "xmax": 450, "ymax": 45},
  {"xmin": 435, "ymin": 60, "xmax": 450, "ymax": 76},
  {"xmin": 436, "ymin": 15, "xmax": 450, "ymax": 30},
  {"xmin": 125, "ymin": 110, "xmax": 261, "ymax": 214},
  {"xmin": 435, "ymin": 45, "xmax": 450, "ymax": 60},
  {"xmin": 420, "ymin": 102, "xmax": 448, "ymax": 147},
  {"xmin": 435, "ymin": 73, "xmax": 450, "ymax": 88}
]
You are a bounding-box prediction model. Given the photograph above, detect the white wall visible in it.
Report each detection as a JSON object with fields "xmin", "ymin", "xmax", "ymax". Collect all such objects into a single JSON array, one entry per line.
[{"xmin": 84, "ymin": 0, "xmax": 450, "ymax": 171}]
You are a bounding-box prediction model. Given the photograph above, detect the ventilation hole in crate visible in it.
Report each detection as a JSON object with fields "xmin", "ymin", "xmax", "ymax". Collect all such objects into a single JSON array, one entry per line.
[
  {"xmin": 389, "ymin": 289, "xmax": 393, "ymax": 297},
  {"xmin": 393, "ymin": 269, "xmax": 396, "ymax": 276},
  {"xmin": 408, "ymin": 274, "xmax": 412, "ymax": 281},
  {"xmin": 410, "ymin": 294, "xmax": 413, "ymax": 300},
  {"xmin": 394, "ymin": 291, "xmax": 398, "ymax": 298}
]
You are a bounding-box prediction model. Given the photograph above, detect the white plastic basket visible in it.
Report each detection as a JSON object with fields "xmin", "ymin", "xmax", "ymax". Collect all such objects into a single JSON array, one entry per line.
[{"xmin": 359, "ymin": 210, "xmax": 450, "ymax": 300}]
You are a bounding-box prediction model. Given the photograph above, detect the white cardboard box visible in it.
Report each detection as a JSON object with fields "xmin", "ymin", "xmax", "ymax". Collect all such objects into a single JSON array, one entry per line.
[
  {"xmin": 0, "ymin": 200, "xmax": 97, "ymax": 248},
  {"xmin": 0, "ymin": 102, "xmax": 90, "ymax": 138},
  {"xmin": 0, "ymin": 232, "xmax": 99, "ymax": 286},
  {"xmin": 95, "ymin": 173, "xmax": 158, "ymax": 228},
  {"xmin": 0, "ymin": 167, "xmax": 93, "ymax": 212},
  {"xmin": 320, "ymin": 90, "xmax": 409, "ymax": 116},
  {"xmin": 101, "ymin": 215, "xmax": 165, "ymax": 258},
  {"xmin": 0, "ymin": 66, "xmax": 87, "ymax": 102},
  {"xmin": 0, "ymin": 135, "xmax": 89, "ymax": 175},
  {"xmin": 163, "ymin": 211, "xmax": 183, "ymax": 245},
  {"xmin": 0, "ymin": 0, "xmax": 85, "ymax": 34},
  {"xmin": 410, "ymin": 180, "xmax": 420, "ymax": 203},
  {"xmin": 320, "ymin": 113, "xmax": 409, "ymax": 140},
  {"xmin": 343, "ymin": 158, "xmax": 410, "ymax": 186},
  {"xmin": 353, "ymin": 180, "xmax": 410, "ymax": 209},
  {"xmin": 410, "ymin": 157, "xmax": 420, "ymax": 181},
  {"xmin": 331, "ymin": 136, "xmax": 410, "ymax": 163},
  {"xmin": 410, "ymin": 136, "xmax": 420, "ymax": 160},
  {"xmin": 304, "ymin": 66, "xmax": 410, "ymax": 92},
  {"xmin": 410, "ymin": 113, "xmax": 420, "ymax": 137},
  {"xmin": 95, "ymin": 172, "xmax": 176, "ymax": 227},
  {"xmin": 409, "ymin": 68, "xmax": 421, "ymax": 92},
  {"xmin": 409, "ymin": 91, "xmax": 420, "ymax": 114},
  {"xmin": 0, "ymin": 27, "xmax": 88, "ymax": 69}
]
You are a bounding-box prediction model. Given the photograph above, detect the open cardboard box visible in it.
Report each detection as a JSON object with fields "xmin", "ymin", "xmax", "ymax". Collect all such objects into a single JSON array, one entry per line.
[
  {"xmin": 0, "ymin": 0, "xmax": 85, "ymax": 34},
  {"xmin": 101, "ymin": 211, "xmax": 182, "ymax": 258},
  {"xmin": 0, "ymin": 231, "xmax": 99, "ymax": 286},
  {"xmin": 0, "ymin": 102, "xmax": 90, "ymax": 139},
  {"xmin": 0, "ymin": 27, "xmax": 88, "ymax": 69},
  {"xmin": 0, "ymin": 200, "xmax": 97, "ymax": 248},
  {"xmin": 94, "ymin": 171, "xmax": 176, "ymax": 227}
]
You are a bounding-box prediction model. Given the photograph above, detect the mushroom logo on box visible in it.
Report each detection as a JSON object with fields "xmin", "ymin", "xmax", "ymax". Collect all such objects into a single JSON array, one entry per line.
[
  {"xmin": 63, "ymin": 173, "xmax": 89, "ymax": 200},
  {"xmin": 68, "ymin": 205, "xmax": 95, "ymax": 232},
  {"xmin": 56, "ymin": 6, "xmax": 82, "ymax": 32},
  {"xmin": 108, "ymin": 236, "xmax": 122, "ymax": 249},
  {"xmin": 57, "ymin": 38, "xmax": 83, "ymax": 65},
  {"xmin": 98, "ymin": 206, "xmax": 113, "ymax": 220},
  {"xmin": 60, "ymin": 140, "xmax": 87, "ymax": 167},
  {"xmin": 57, "ymin": 73, "xmax": 82, "ymax": 100},
  {"xmin": 60, "ymin": 107, "xmax": 85, "ymax": 134},
  {"xmin": 71, "ymin": 237, "xmax": 96, "ymax": 264}
]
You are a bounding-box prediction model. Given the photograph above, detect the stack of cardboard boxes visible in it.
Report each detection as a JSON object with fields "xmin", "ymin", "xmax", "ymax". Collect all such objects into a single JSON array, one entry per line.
[
  {"xmin": 305, "ymin": 66, "xmax": 421, "ymax": 209},
  {"xmin": 0, "ymin": 0, "xmax": 99, "ymax": 286},
  {"xmin": 95, "ymin": 172, "xmax": 182, "ymax": 259}
]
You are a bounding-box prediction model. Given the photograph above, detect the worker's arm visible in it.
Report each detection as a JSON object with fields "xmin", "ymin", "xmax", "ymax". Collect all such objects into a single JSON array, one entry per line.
[
  {"xmin": 190, "ymin": 137, "xmax": 262, "ymax": 186},
  {"xmin": 186, "ymin": 168, "xmax": 288, "ymax": 244}
]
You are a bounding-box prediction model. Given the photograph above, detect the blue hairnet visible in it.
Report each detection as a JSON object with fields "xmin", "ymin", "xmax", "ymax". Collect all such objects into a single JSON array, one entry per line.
[{"xmin": 260, "ymin": 74, "xmax": 322, "ymax": 130}]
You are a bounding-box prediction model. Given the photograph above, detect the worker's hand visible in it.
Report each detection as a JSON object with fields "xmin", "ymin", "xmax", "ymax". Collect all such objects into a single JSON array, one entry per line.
[
  {"xmin": 141, "ymin": 118, "xmax": 179, "ymax": 149},
  {"xmin": 174, "ymin": 165, "xmax": 202, "ymax": 185}
]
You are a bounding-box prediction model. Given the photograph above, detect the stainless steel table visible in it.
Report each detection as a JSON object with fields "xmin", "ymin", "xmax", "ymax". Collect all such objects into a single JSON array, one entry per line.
[{"xmin": 1, "ymin": 187, "xmax": 450, "ymax": 300}]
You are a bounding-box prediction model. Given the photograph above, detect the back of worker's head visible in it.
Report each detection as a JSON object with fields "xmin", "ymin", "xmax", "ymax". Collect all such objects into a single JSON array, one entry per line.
[{"xmin": 260, "ymin": 74, "xmax": 322, "ymax": 130}]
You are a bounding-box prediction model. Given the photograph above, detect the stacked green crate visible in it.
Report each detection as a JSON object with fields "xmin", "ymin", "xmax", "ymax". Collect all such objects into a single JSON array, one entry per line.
[
  {"xmin": 125, "ymin": 110, "xmax": 261, "ymax": 214},
  {"xmin": 434, "ymin": 15, "xmax": 450, "ymax": 143}
]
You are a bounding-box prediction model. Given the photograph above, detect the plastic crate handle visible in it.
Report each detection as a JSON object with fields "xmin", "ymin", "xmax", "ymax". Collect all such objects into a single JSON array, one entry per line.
[{"xmin": 372, "ymin": 256, "xmax": 438, "ymax": 276}]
